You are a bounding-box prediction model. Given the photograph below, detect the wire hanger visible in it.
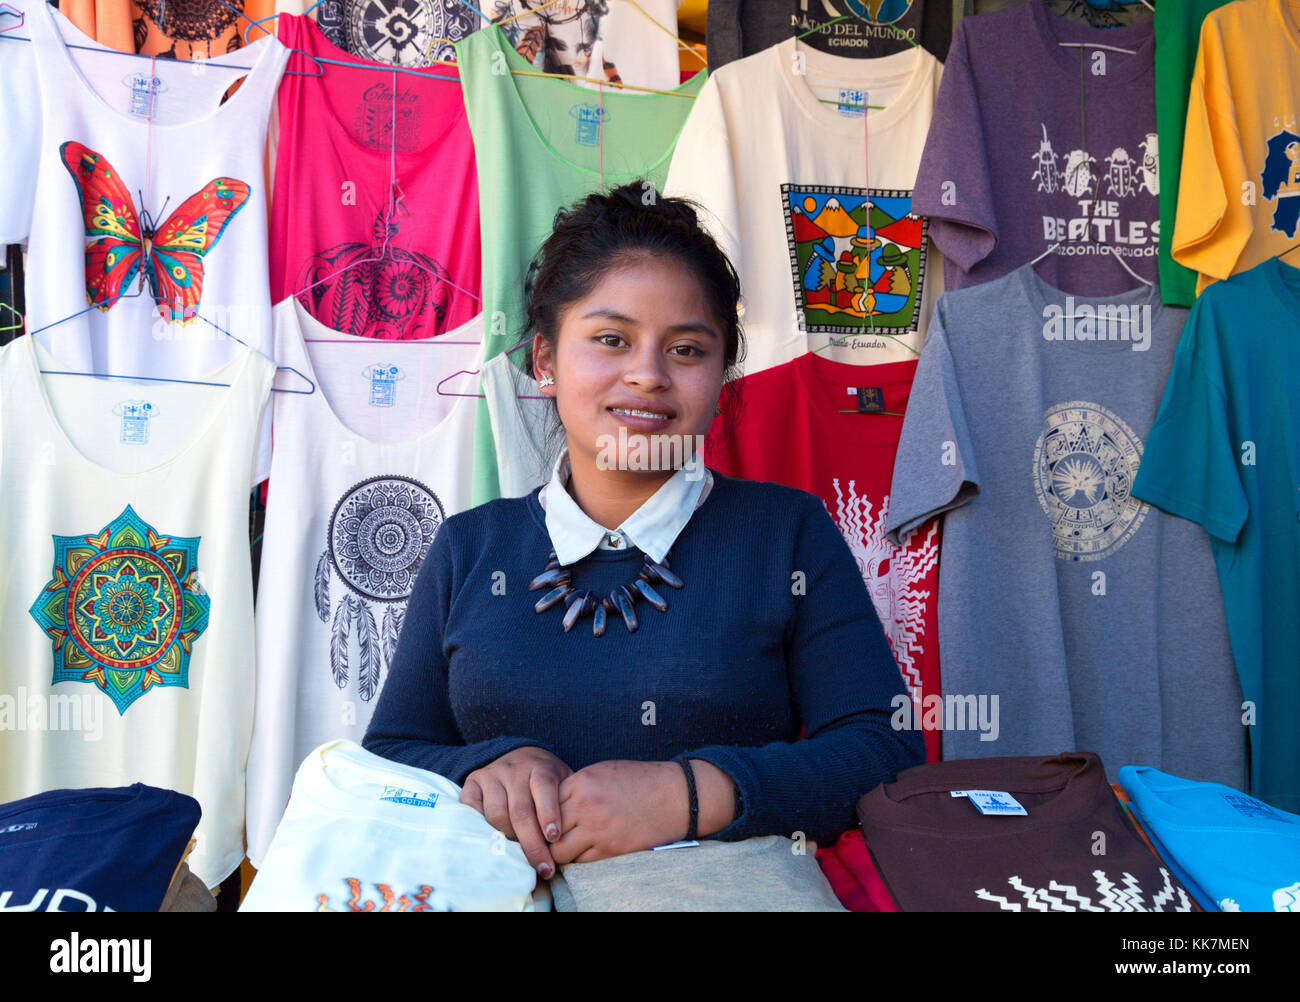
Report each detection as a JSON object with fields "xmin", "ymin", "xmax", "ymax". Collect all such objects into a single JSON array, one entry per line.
[
  {"xmin": 0, "ymin": 0, "xmax": 298, "ymax": 74},
  {"xmin": 233, "ymin": 0, "xmax": 457, "ymax": 76},
  {"xmin": 434, "ymin": 333, "xmax": 548, "ymax": 400}
]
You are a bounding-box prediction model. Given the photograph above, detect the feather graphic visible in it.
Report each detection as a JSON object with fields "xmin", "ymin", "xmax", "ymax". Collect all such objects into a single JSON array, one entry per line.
[
  {"xmin": 329, "ymin": 602, "xmax": 350, "ymax": 690},
  {"xmin": 354, "ymin": 598, "xmax": 382, "ymax": 703},
  {"xmin": 314, "ymin": 550, "xmax": 331, "ymax": 623},
  {"xmin": 381, "ymin": 605, "xmax": 404, "ymax": 670}
]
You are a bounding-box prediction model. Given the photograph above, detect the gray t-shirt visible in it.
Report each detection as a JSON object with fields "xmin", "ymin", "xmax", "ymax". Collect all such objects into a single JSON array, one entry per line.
[{"xmin": 886, "ymin": 262, "xmax": 1247, "ymax": 789}]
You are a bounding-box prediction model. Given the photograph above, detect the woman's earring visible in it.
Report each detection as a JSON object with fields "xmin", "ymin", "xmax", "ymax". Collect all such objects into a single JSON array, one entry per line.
[{"xmin": 539, "ymin": 375, "xmax": 555, "ymax": 389}]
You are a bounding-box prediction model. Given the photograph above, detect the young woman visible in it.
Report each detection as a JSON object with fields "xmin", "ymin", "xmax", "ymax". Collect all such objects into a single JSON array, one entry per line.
[{"xmin": 362, "ymin": 184, "xmax": 924, "ymax": 894}]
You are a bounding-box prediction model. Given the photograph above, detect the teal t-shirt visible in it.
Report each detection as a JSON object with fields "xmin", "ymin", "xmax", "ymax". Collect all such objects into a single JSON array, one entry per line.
[
  {"xmin": 1132, "ymin": 257, "xmax": 1300, "ymax": 812},
  {"xmin": 1153, "ymin": 0, "xmax": 1231, "ymax": 307},
  {"xmin": 455, "ymin": 24, "xmax": 707, "ymax": 505}
]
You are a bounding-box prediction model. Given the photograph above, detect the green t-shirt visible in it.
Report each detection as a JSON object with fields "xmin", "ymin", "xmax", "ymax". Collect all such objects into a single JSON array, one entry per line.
[
  {"xmin": 1154, "ymin": 0, "xmax": 1231, "ymax": 307},
  {"xmin": 455, "ymin": 24, "xmax": 707, "ymax": 504},
  {"xmin": 1132, "ymin": 257, "xmax": 1300, "ymax": 812}
]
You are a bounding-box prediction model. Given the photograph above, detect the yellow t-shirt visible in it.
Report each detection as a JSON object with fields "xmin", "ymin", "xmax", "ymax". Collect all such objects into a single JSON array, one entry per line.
[{"xmin": 1172, "ymin": 0, "xmax": 1300, "ymax": 294}]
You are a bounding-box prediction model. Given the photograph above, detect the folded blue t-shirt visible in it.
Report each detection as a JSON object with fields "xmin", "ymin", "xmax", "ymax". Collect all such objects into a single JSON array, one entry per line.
[
  {"xmin": 0, "ymin": 784, "xmax": 200, "ymax": 912},
  {"xmin": 1120, "ymin": 765, "xmax": 1300, "ymax": 913}
]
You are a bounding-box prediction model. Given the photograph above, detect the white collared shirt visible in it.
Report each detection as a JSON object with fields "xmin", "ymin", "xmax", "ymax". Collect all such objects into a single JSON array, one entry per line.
[{"xmin": 537, "ymin": 446, "xmax": 714, "ymax": 565}]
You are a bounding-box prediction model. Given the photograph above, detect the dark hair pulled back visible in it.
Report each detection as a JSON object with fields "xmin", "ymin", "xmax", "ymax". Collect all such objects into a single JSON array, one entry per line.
[{"xmin": 520, "ymin": 182, "xmax": 747, "ymax": 397}]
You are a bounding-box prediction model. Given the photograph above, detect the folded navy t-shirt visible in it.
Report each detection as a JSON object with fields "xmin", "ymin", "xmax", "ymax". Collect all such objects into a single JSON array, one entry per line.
[{"xmin": 0, "ymin": 784, "xmax": 200, "ymax": 912}]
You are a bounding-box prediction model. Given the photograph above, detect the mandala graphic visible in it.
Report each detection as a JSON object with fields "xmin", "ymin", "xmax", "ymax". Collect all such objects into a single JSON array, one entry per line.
[
  {"xmin": 29, "ymin": 506, "xmax": 210, "ymax": 715},
  {"xmin": 827, "ymin": 483, "xmax": 937, "ymax": 701},
  {"xmin": 315, "ymin": 476, "xmax": 443, "ymax": 702},
  {"xmin": 1033, "ymin": 401, "xmax": 1149, "ymax": 562},
  {"xmin": 295, "ymin": 205, "xmax": 451, "ymax": 340}
]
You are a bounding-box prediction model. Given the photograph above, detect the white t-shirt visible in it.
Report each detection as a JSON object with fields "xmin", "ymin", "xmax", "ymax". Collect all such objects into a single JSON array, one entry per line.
[
  {"xmin": 0, "ymin": 332, "xmax": 275, "ymax": 888},
  {"xmin": 0, "ymin": 0, "xmax": 288, "ymax": 465},
  {"xmin": 482, "ymin": 349, "xmax": 566, "ymax": 500},
  {"xmin": 245, "ymin": 297, "xmax": 483, "ymax": 867},
  {"xmin": 665, "ymin": 36, "xmax": 945, "ymax": 374},
  {"xmin": 240, "ymin": 740, "xmax": 538, "ymax": 912}
]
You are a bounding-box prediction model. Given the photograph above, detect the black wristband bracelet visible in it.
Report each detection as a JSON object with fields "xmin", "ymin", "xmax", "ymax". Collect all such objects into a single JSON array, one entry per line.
[
  {"xmin": 733, "ymin": 783, "xmax": 744, "ymax": 823},
  {"xmin": 678, "ymin": 758, "xmax": 699, "ymax": 842}
]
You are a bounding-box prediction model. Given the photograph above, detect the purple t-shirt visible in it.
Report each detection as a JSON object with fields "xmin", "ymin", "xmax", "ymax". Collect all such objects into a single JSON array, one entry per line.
[{"xmin": 914, "ymin": 0, "xmax": 1159, "ymax": 295}]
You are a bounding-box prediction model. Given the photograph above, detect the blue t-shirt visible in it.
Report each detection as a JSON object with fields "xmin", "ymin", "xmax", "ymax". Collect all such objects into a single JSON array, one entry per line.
[
  {"xmin": 1132, "ymin": 257, "xmax": 1300, "ymax": 813},
  {"xmin": 0, "ymin": 784, "xmax": 200, "ymax": 912},
  {"xmin": 1119, "ymin": 765, "xmax": 1300, "ymax": 913}
]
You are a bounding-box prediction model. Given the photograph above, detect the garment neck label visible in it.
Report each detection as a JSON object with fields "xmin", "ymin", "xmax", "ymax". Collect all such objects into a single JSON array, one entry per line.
[
  {"xmin": 114, "ymin": 400, "xmax": 155, "ymax": 445},
  {"xmin": 849, "ymin": 386, "xmax": 886, "ymax": 413},
  {"xmin": 570, "ymin": 103, "xmax": 610, "ymax": 147},
  {"xmin": 837, "ymin": 87, "xmax": 868, "ymax": 119},
  {"xmin": 365, "ymin": 364, "xmax": 404, "ymax": 407},
  {"xmin": 378, "ymin": 785, "xmax": 438, "ymax": 809},
  {"xmin": 957, "ymin": 790, "xmax": 1028, "ymax": 816},
  {"xmin": 123, "ymin": 73, "xmax": 166, "ymax": 117}
]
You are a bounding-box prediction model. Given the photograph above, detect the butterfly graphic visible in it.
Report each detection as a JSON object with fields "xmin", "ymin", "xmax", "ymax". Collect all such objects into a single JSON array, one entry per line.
[{"xmin": 59, "ymin": 140, "xmax": 250, "ymax": 323}]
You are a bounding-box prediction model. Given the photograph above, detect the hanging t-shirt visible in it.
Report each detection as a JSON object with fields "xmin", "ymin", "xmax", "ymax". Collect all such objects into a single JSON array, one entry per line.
[
  {"xmin": 270, "ymin": 13, "xmax": 480, "ymax": 340},
  {"xmin": 62, "ymin": 0, "xmax": 277, "ymax": 58},
  {"xmin": 455, "ymin": 22, "xmax": 706, "ymax": 504},
  {"xmin": 913, "ymin": 0, "xmax": 1160, "ymax": 295},
  {"xmin": 484, "ymin": 0, "xmax": 686, "ymax": 92},
  {"xmin": 274, "ymin": 0, "xmax": 480, "ymax": 65},
  {"xmin": 858, "ymin": 752, "xmax": 1196, "ymax": 912},
  {"xmin": 241, "ymin": 740, "xmax": 539, "ymax": 911},
  {"xmin": 707, "ymin": 0, "xmax": 953, "ymax": 69},
  {"xmin": 245, "ymin": 297, "xmax": 483, "ymax": 868},
  {"xmin": 1119, "ymin": 765, "xmax": 1300, "ymax": 914},
  {"xmin": 1171, "ymin": 0, "xmax": 1300, "ymax": 297},
  {"xmin": 0, "ymin": 0, "xmax": 287, "ymax": 474},
  {"xmin": 665, "ymin": 37, "xmax": 944, "ymax": 376},
  {"xmin": 1153, "ymin": 0, "xmax": 1230, "ymax": 307},
  {"xmin": 0, "ymin": 333, "xmax": 275, "ymax": 888},
  {"xmin": 705, "ymin": 355, "xmax": 941, "ymax": 763},
  {"xmin": 1131, "ymin": 258, "xmax": 1300, "ymax": 814},
  {"xmin": 0, "ymin": 784, "xmax": 199, "ymax": 912},
  {"xmin": 884, "ymin": 264, "xmax": 1247, "ymax": 789},
  {"xmin": 482, "ymin": 349, "xmax": 566, "ymax": 499}
]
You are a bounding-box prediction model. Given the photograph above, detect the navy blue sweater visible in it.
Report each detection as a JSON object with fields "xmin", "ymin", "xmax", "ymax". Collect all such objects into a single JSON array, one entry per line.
[{"xmin": 362, "ymin": 471, "xmax": 925, "ymax": 846}]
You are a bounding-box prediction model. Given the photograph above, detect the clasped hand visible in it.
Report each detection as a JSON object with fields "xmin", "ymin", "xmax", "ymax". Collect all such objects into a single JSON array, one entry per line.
[{"xmin": 459, "ymin": 747, "xmax": 689, "ymax": 878}]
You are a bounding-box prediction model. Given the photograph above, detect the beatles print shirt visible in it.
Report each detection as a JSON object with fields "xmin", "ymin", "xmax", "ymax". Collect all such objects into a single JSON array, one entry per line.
[{"xmin": 913, "ymin": 0, "xmax": 1160, "ymax": 295}]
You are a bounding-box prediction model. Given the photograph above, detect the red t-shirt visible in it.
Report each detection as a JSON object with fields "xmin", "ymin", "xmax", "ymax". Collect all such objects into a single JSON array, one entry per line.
[{"xmin": 706, "ymin": 352, "xmax": 942, "ymax": 759}]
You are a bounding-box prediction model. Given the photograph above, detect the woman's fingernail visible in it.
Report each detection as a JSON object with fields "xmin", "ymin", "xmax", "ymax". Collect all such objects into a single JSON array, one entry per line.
[
  {"xmin": 545, "ymin": 824, "xmax": 559, "ymax": 841},
  {"xmin": 538, "ymin": 863, "xmax": 554, "ymax": 879}
]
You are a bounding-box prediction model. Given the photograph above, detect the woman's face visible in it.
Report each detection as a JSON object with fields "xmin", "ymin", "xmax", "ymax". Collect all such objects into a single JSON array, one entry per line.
[{"xmin": 533, "ymin": 254, "xmax": 727, "ymax": 478}]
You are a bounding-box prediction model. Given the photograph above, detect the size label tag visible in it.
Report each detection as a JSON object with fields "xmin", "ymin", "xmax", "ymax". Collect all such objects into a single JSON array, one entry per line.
[
  {"xmin": 848, "ymin": 386, "xmax": 885, "ymax": 413},
  {"xmin": 364, "ymin": 364, "xmax": 404, "ymax": 407},
  {"xmin": 378, "ymin": 785, "xmax": 439, "ymax": 809},
  {"xmin": 963, "ymin": 790, "xmax": 1027, "ymax": 816},
  {"xmin": 837, "ymin": 87, "xmax": 868, "ymax": 119},
  {"xmin": 123, "ymin": 73, "xmax": 166, "ymax": 117},
  {"xmin": 114, "ymin": 400, "xmax": 155, "ymax": 445},
  {"xmin": 570, "ymin": 103, "xmax": 610, "ymax": 147}
]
